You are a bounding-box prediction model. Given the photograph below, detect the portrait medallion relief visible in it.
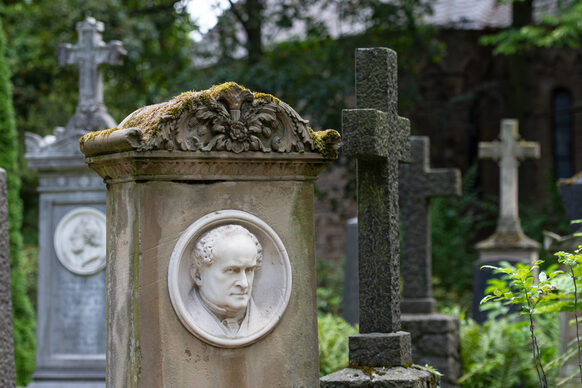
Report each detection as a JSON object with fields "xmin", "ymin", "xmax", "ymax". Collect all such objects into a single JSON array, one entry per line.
[
  {"xmin": 168, "ymin": 210, "xmax": 292, "ymax": 348},
  {"xmin": 53, "ymin": 207, "xmax": 106, "ymax": 276}
]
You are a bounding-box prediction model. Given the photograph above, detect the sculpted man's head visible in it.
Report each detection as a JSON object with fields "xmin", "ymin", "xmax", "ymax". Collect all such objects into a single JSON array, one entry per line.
[{"xmin": 191, "ymin": 225, "xmax": 263, "ymax": 317}]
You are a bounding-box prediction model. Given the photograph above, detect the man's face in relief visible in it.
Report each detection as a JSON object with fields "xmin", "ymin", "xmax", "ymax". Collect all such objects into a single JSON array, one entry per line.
[{"xmin": 196, "ymin": 233, "xmax": 259, "ymax": 314}]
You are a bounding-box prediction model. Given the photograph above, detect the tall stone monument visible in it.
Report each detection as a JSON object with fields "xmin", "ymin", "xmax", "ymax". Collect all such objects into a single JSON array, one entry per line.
[
  {"xmin": 473, "ymin": 119, "xmax": 540, "ymax": 323},
  {"xmin": 0, "ymin": 169, "xmax": 16, "ymax": 388},
  {"xmin": 399, "ymin": 136, "xmax": 461, "ymax": 388},
  {"xmin": 80, "ymin": 82, "xmax": 341, "ymax": 387},
  {"xmin": 321, "ymin": 48, "xmax": 438, "ymax": 386},
  {"xmin": 25, "ymin": 17, "xmax": 125, "ymax": 388}
]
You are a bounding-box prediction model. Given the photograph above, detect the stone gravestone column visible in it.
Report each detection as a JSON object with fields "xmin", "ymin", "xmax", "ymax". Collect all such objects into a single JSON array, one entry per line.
[
  {"xmin": 0, "ymin": 169, "xmax": 16, "ymax": 388},
  {"xmin": 399, "ymin": 136, "xmax": 462, "ymax": 388},
  {"xmin": 473, "ymin": 119, "xmax": 540, "ymax": 323},
  {"xmin": 321, "ymin": 48, "xmax": 439, "ymax": 386},
  {"xmin": 342, "ymin": 217, "xmax": 358, "ymax": 325},
  {"xmin": 25, "ymin": 17, "xmax": 125, "ymax": 388},
  {"xmin": 80, "ymin": 82, "xmax": 341, "ymax": 387}
]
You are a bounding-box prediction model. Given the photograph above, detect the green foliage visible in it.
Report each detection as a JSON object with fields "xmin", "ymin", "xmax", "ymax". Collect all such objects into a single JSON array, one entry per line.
[
  {"xmin": 430, "ymin": 164, "xmax": 494, "ymax": 306},
  {"xmin": 0, "ymin": 13, "xmax": 35, "ymax": 385},
  {"xmin": 459, "ymin": 311, "xmax": 559, "ymax": 388},
  {"xmin": 316, "ymin": 257, "xmax": 344, "ymax": 315},
  {"xmin": 480, "ymin": 1, "xmax": 582, "ymax": 55},
  {"xmin": 317, "ymin": 313, "xmax": 357, "ymax": 376}
]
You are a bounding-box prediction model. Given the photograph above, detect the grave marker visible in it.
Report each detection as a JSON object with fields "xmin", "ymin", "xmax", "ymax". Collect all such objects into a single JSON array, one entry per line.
[
  {"xmin": 321, "ymin": 48, "xmax": 438, "ymax": 387},
  {"xmin": 473, "ymin": 119, "xmax": 540, "ymax": 323},
  {"xmin": 400, "ymin": 136, "xmax": 461, "ymax": 314},
  {"xmin": 0, "ymin": 169, "xmax": 16, "ymax": 388},
  {"xmin": 398, "ymin": 136, "xmax": 462, "ymax": 388},
  {"xmin": 81, "ymin": 82, "xmax": 341, "ymax": 387},
  {"xmin": 25, "ymin": 17, "xmax": 125, "ymax": 388}
]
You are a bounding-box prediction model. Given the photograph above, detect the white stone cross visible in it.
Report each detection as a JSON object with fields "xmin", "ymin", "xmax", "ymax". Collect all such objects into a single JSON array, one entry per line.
[
  {"xmin": 57, "ymin": 17, "xmax": 126, "ymax": 132},
  {"xmin": 479, "ymin": 119, "xmax": 540, "ymax": 235}
]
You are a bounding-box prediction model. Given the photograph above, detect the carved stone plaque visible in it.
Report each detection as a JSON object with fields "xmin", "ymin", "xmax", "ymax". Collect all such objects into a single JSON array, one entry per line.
[
  {"xmin": 168, "ymin": 210, "xmax": 292, "ymax": 348},
  {"xmin": 54, "ymin": 207, "xmax": 106, "ymax": 276}
]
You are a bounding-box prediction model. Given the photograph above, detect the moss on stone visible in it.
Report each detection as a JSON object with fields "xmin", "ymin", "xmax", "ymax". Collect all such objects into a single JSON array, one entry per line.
[
  {"xmin": 253, "ymin": 92, "xmax": 280, "ymax": 104},
  {"xmin": 309, "ymin": 127, "xmax": 341, "ymax": 158},
  {"xmin": 79, "ymin": 126, "xmax": 119, "ymax": 145}
]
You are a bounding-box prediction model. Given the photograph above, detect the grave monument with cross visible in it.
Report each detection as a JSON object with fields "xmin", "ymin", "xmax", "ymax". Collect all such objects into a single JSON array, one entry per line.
[
  {"xmin": 399, "ymin": 136, "xmax": 462, "ymax": 388},
  {"xmin": 57, "ymin": 16, "xmax": 126, "ymax": 134},
  {"xmin": 321, "ymin": 48, "xmax": 439, "ymax": 387},
  {"xmin": 25, "ymin": 17, "xmax": 125, "ymax": 388},
  {"xmin": 473, "ymin": 119, "xmax": 540, "ymax": 323}
]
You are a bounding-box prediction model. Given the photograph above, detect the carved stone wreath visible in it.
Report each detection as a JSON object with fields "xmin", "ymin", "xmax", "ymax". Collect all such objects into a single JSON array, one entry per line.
[{"xmin": 105, "ymin": 82, "xmax": 340, "ymax": 156}]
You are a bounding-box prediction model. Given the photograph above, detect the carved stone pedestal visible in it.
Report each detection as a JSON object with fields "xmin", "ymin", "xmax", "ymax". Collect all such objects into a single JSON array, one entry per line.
[{"xmin": 81, "ymin": 83, "xmax": 340, "ymax": 387}]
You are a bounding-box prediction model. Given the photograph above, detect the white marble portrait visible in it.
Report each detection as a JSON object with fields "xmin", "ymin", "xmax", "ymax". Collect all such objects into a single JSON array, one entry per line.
[
  {"xmin": 54, "ymin": 207, "xmax": 106, "ymax": 276},
  {"xmin": 168, "ymin": 210, "xmax": 292, "ymax": 348}
]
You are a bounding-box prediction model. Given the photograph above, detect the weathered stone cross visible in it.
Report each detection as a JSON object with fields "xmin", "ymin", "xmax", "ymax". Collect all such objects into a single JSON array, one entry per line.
[
  {"xmin": 57, "ymin": 16, "xmax": 126, "ymax": 133},
  {"xmin": 400, "ymin": 136, "xmax": 461, "ymax": 315},
  {"xmin": 479, "ymin": 119, "xmax": 539, "ymax": 236},
  {"xmin": 342, "ymin": 47, "xmax": 412, "ymax": 366}
]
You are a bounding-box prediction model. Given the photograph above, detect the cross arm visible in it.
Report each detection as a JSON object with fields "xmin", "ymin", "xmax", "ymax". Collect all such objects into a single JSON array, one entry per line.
[
  {"xmin": 342, "ymin": 109, "xmax": 390, "ymax": 159},
  {"xmin": 515, "ymin": 141, "xmax": 540, "ymax": 160},
  {"xmin": 56, "ymin": 43, "xmax": 77, "ymax": 67},
  {"xmin": 426, "ymin": 168, "xmax": 462, "ymax": 197},
  {"xmin": 479, "ymin": 141, "xmax": 502, "ymax": 161},
  {"xmin": 95, "ymin": 41, "xmax": 127, "ymax": 66}
]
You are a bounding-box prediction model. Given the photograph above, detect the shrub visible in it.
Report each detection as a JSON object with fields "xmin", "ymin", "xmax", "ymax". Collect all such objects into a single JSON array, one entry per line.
[{"xmin": 318, "ymin": 313, "xmax": 357, "ymax": 376}]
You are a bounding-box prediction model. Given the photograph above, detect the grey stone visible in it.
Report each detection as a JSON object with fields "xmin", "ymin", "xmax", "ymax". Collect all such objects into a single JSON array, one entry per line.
[
  {"xmin": 349, "ymin": 332, "xmax": 412, "ymax": 367},
  {"xmin": 342, "ymin": 218, "xmax": 358, "ymax": 325},
  {"xmin": 342, "ymin": 47, "xmax": 410, "ymax": 335},
  {"xmin": 24, "ymin": 17, "xmax": 124, "ymax": 388},
  {"xmin": 401, "ymin": 314, "xmax": 460, "ymax": 388},
  {"xmin": 57, "ymin": 16, "xmax": 126, "ymax": 135},
  {"xmin": 0, "ymin": 169, "xmax": 16, "ymax": 388},
  {"xmin": 322, "ymin": 47, "xmax": 437, "ymax": 388},
  {"xmin": 320, "ymin": 366, "xmax": 440, "ymax": 388},
  {"xmin": 81, "ymin": 83, "xmax": 339, "ymax": 387},
  {"xmin": 473, "ymin": 119, "xmax": 541, "ymax": 323},
  {"xmin": 399, "ymin": 137, "xmax": 460, "ymax": 314}
]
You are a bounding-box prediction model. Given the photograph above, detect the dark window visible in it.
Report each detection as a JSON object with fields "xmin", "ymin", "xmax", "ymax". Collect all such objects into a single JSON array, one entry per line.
[{"xmin": 553, "ymin": 89, "xmax": 574, "ymax": 179}]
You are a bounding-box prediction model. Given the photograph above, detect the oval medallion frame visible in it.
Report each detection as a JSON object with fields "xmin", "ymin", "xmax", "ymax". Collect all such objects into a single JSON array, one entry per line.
[
  {"xmin": 168, "ymin": 210, "xmax": 292, "ymax": 348},
  {"xmin": 53, "ymin": 207, "xmax": 107, "ymax": 276}
]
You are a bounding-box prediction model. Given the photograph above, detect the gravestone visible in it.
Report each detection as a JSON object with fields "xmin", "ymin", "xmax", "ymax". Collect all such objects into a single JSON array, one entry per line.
[
  {"xmin": 0, "ymin": 169, "xmax": 16, "ymax": 388},
  {"xmin": 558, "ymin": 172, "xmax": 582, "ymax": 233},
  {"xmin": 80, "ymin": 82, "xmax": 341, "ymax": 387},
  {"xmin": 321, "ymin": 48, "xmax": 439, "ymax": 387},
  {"xmin": 25, "ymin": 17, "xmax": 125, "ymax": 388},
  {"xmin": 399, "ymin": 136, "xmax": 462, "ymax": 388},
  {"xmin": 473, "ymin": 119, "xmax": 540, "ymax": 323}
]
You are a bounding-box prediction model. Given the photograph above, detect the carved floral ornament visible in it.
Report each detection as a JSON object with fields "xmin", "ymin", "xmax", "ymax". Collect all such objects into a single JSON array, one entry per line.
[{"xmin": 80, "ymin": 82, "xmax": 341, "ymax": 158}]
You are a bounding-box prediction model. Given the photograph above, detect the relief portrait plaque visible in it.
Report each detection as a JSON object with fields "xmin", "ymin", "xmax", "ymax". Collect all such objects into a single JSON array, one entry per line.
[
  {"xmin": 168, "ymin": 210, "xmax": 292, "ymax": 348},
  {"xmin": 53, "ymin": 207, "xmax": 107, "ymax": 276}
]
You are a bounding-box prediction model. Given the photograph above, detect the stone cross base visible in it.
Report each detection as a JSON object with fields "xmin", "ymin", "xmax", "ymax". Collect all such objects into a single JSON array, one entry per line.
[
  {"xmin": 401, "ymin": 298, "xmax": 436, "ymax": 315},
  {"xmin": 401, "ymin": 314, "xmax": 461, "ymax": 388},
  {"xmin": 320, "ymin": 365, "xmax": 440, "ymax": 387},
  {"xmin": 349, "ymin": 332, "xmax": 412, "ymax": 367}
]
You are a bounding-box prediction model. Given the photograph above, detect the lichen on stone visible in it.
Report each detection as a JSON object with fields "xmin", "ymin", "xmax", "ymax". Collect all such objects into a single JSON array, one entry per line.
[{"xmin": 309, "ymin": 127, "xmax": 342, "ymax": 158}]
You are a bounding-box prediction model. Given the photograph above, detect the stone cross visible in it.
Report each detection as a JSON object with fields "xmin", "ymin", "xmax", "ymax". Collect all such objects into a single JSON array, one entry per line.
[
  {"xmin": 400, "ymin": 136, "xmax": 461, "ymax": 314},
  {"xmin": 57, "ymin": 16, "xmax": 126, "ymax": 133},
  {"xmin": 342, "ymin": 47, "xmax": 412, "ymax": 366},
  {"xmin": 0, "ymin": 169, "xmax": 15, "ymax": 388},
  {"xmin": 479, "ymin": 119, "xmax": 539, "ymax": 236}
]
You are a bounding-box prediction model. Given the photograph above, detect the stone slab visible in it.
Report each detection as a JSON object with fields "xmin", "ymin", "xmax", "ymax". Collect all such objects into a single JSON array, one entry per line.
[
  {"xmin": 0, "ymin": 168, "xmax": 15, "ymax": 388},
  {"xmin": 349, "ymin": 332, "xmax": 412, "ymax": 367},
  {"xmin": 320, "ymin": 366, "xmax": 440, "ymax": 388},
  {"xmin": 105, "ymin": 180, "xmax": 320, "ymax": 387},
  {"xmin": 401, "ymin": 314, "xmax": 460, "ymax": 388}
]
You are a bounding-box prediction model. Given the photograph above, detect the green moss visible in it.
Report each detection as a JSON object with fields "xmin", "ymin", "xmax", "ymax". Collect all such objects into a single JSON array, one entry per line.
[
  {"xmin": 309, "ymin": 127, "xmax": 341, "ymax": 158},
  {"xmin": 352, "ymin": 366, "xmax": 386, "ymax": 378},
  {"xmin": 79, "ymin": 126, "xmax": 119, "ymax": 145},
  {"xmin": 253, "ymin": 92, "xmax": 280, "ymax": 104}
]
